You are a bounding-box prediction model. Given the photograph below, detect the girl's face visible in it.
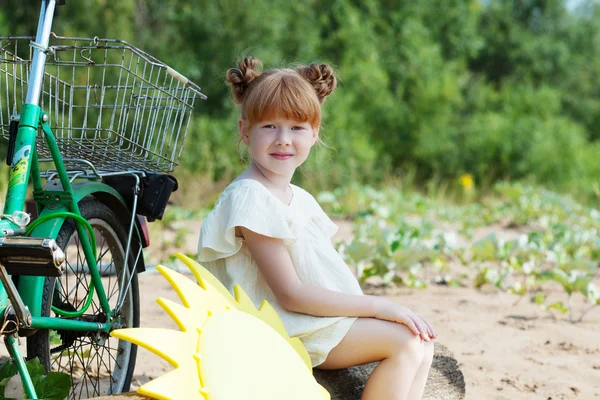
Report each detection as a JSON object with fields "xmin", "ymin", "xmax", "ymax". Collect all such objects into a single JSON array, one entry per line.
[{"xmin": 239, "ymin": 117, "xmax": 319, "ymax": 179}]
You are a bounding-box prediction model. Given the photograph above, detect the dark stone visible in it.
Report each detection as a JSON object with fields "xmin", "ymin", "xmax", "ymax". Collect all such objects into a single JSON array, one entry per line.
[{"xmin": 313, "ymin": 342, "xmax": 465, "ymax": 400}]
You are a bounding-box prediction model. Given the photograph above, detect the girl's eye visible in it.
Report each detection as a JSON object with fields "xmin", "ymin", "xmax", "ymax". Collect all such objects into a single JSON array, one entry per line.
[
  {"xmin": 292, "ymin": 126, "xmax": 305, "ymax": 131},
  {"xmin": 262, "ymin": 124, "xmax": 275, "ymax": 129}
]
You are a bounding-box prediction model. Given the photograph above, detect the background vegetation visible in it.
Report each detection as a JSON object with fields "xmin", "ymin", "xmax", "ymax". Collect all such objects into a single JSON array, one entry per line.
[{"xmin": 2, "ymin": 0, "xmax": 600, "ymax": 204}]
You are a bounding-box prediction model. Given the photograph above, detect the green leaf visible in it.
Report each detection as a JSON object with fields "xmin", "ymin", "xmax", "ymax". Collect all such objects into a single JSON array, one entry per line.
[
  {"xmin": 0, "ymin": 360, "xmax": 18, "ymax": 397},
  {"xmin": 533, "ymin": 292, "xmax": 545, "ymax": 304},
  {"xmin": 499, "ymin": 239, "xmax": 518, "ymax": 260},
  {"xmin": 474, "ymin": 267, "xmax": 489, "ymax": 288},
  {"xmin": 390, "ymin": 248, "xmax": 432, "ymax": 268},
  {"xmin": 471, "ymin": 234, "xmax": 498, "ymax": 262},
  {"xmin": 546, "ymin": 301, "xmax": 568, "ymax": 314},
  {"xmin": 540, "ymin": 269, "xmax": 572, "ymax": 294},
  {"xmin": 571, "ymin": 273, "xmax": 592, "ymax": 295},
  {"xmin": 31, "ymin": 372, "xmax": 71, "ymax": 400},
  {"xmin": 508, "ymin": 282, "xmax": 526, "ymax": 296},
  {"xmin": 360, "ymin": 258, "xmax": 390, "ymax": 283},
  {"xmin": 361, "ymin": 266, "xmax": 380, "ymax": 280},
  {"xmin": 22, "ymin": 358, "xmax": 71, "ymax": 400},
  {"xmin": 346, "ymin": 240, "xmax": 372, "ymax": 264},
  {"xmin": 25, "ymin": 358, "xmax": 45, "ymax": 384}
]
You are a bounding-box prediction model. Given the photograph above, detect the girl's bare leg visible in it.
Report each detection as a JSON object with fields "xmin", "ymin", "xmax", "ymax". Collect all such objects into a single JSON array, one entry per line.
[
  {"xmin": 317, "ymin": 318, "xmax": 434, "ymax": 400},
  {"xmin": 407, "ymin": 339, "xmax": 434, "ymax": 400}
]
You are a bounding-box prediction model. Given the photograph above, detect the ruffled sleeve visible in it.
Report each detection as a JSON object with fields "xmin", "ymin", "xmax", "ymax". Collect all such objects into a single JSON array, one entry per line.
[
  {"xmin": 198, "ymin": 184, "xmax": 296, "ymax": 262},
  {"xmin": 301, "ymin": 188, "xmax": 339, "ymax": 239},
  {"xmin": 311, "ymin": 206, "xmax": 339, "ymax": 238}
]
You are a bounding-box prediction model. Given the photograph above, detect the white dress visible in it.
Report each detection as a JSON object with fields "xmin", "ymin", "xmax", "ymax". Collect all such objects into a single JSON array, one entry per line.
[{"xmin": 197, "ymin": 179, "xmax": 363, "ymax": 366}]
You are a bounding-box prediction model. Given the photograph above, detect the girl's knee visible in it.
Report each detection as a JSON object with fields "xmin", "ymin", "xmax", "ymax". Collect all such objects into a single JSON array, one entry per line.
[{"xmin": 385, "ymin": 324, "xmax": 426, "ymax": 364}]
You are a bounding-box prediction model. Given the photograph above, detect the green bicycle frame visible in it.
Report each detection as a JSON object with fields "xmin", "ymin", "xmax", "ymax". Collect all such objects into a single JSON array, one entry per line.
[
  {"xmin": 0, "ymin": 1, "xmax": 140, "ymax": 397},
  {"xmin": 1, "ymin": 109, "xmax": 120, "ymax": 325},
  {"xmin": 0, "ymin": 80, "xmax": 118, "ymax": 400}
]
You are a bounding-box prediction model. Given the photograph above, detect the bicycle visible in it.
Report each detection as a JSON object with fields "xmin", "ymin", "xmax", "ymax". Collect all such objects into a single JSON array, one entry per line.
[{"xmin": 0, "ymin": 1, "xmax": 205, "ymax": 398}]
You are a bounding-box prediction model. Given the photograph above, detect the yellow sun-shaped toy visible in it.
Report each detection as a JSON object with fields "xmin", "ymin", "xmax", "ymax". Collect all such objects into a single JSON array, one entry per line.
[{"xmin": 112, "ymin": 253, "xmax": 329, "ymax": 400}]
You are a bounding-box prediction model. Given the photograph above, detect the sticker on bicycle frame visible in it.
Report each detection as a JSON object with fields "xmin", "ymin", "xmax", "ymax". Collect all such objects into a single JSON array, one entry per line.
[{"xmin": 8, "ymin": 145, "xmax": 31, "ymax": 189}]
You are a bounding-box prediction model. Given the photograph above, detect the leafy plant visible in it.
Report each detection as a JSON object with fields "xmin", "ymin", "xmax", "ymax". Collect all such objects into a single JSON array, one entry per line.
[
  {"xmin": 330, "ymin": 182, "xmax": 599, "ymax": 322},
  {"xmin": 0, "ymin": 357, "xmax": 70, "ymax": 400}
]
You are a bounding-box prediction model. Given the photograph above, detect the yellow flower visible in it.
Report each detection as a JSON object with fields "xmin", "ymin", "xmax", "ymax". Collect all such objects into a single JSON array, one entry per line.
[{"xmin": 459, "ymin": 174, "xmax": 474, "ymax": 191}]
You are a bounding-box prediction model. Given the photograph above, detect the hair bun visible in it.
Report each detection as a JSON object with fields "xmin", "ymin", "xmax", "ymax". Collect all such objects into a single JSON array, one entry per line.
[
  {"xmin": 296, "ymin": 63, "xmax": 337, "ymax": 103},
  {"xmin": 226, "ymin": 57, "xmax": 262, "ymax": 104}
]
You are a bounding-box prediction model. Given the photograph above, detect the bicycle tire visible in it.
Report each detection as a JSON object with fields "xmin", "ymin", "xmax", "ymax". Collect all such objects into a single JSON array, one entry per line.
[{"xmin": 27, "ymin": 197, "xmax": 140, "ymax": 399}]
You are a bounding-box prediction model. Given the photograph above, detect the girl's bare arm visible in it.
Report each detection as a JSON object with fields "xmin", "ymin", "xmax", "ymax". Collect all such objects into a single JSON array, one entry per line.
[{"xmin": 240, "ymin": 227, "xmax": 436, "ymax": 339}]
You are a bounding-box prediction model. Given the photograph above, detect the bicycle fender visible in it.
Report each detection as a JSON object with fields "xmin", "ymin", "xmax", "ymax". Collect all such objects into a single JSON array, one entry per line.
[{"xmin": 18, "ymin": 182, "xmax": 146, "ymax": 316}]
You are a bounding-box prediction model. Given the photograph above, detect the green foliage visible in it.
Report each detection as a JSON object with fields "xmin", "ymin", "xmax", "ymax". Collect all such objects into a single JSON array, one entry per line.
[
  {"xmin": 0, "ymin": 358, "xmax": 70, "ymax": 400},
  {"xmin": 0, "ymin": 360, "xmax": 18, "ymax": 398},
  {"xmin": 2, "ymin": 1, "xmax": 600, "ymax": 198},
  {"xmin": 178, "ymin": 116, "xmax": 243, "ymax": 182},
  {"xmin": 327, "ymin": 182, "xmax": 599, "ymax": 322}
]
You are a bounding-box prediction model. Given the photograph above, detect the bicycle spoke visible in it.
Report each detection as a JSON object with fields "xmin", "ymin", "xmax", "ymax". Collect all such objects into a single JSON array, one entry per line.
[
  {"xmin": 71, "ymin": 344, "xmax": 89, "ymax": 398},
  {"xmin": 96, "ymin": 346, "xmax": 103, "ymax": 393},
  {"xmin": 98, "ymin": 347, "xmax": 114, "ymax": 391},
  {"xmin": 79, "ymin": 342, "xmax": 100, "ymax": 397},
  {"xmin": 63, "ymin": 268, "xmax": 89, "ymax": 303},
  {"xmin": 97, "ymin": 248, "xmax": 110, "ymax": 273},
  {"xmin": 68, "ymin": 350, "xmax": 77, "ymax": 398},
  {"xmin": 108, "ymin": 270, "xmax": 120, "ymax": 302}
]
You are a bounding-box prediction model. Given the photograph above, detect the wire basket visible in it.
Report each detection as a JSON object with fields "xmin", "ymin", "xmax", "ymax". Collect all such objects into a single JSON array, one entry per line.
[{"xmin": 0, "ymin": 34, "xmax": 206, "ymax": 173}]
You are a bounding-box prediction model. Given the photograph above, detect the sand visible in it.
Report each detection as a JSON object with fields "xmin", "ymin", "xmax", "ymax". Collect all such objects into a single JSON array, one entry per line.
[
  {"xmin": 130, "ymin": 218, "xmax": 600, "ymax": 400},
  {"xmin": 130, "ymin": 273, "xmax": 599, "ymax": 400},
  {"xmin": 0, "ymin": 217, "xmax": 597, "ymax": 400}
]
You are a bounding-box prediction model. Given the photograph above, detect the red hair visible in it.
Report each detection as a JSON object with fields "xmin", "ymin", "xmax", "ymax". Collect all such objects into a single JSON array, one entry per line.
[{"xmin": 226, "ymin": 57, "xmax": 336, "ymax": 129}]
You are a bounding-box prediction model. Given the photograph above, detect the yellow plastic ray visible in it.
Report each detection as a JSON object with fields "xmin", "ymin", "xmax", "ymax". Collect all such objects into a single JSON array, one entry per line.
[
  {"xmin": 156, "ymin": 265, "xmax": 236, "ymax": 312},
  {"xmin": 156, "ymin": 298, "xmax": 208, "ymax": 332},
  {"xmin": 111, "ymin": 327, "xmax": 204, "ymax": 399},
  {"xmin": 110, "ymin": 328, "xmax": 196, "ymax": 368},
  {"xmin": 138, "ymin": 369, "xmax": 206, "ymax": 400},
  {"xmin": 232, "ymin": 284, "xmax": 256, "ymax": 312},
  {"xmin": 175, "ymin": 252, "xmax": 233, "ymax": 300},
  {"xmin": 112, "ymin": 259, "xmax": 330, "ymax": 400}
]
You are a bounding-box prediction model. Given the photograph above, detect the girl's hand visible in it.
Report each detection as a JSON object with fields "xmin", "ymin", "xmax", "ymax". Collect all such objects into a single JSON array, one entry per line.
[{"xmin": 375, "ymin": 299, "xmax": 437, "ymax": 342}]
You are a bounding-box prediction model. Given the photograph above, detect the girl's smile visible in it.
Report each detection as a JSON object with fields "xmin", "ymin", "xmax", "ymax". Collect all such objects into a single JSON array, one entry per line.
[{"xmin": 270, "ymin": 151, "xmax": 294, "ymax": 160}]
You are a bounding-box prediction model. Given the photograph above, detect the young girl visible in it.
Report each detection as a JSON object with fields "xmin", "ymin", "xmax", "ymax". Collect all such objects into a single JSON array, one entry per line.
[{"xmin": 197, "ymin": 57, "xmax": 436, "ymax": 400}]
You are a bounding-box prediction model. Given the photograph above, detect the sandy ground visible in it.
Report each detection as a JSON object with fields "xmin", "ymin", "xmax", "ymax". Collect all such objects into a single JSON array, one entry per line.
[
  {"xmin": 0, "ymin": 218, "xmax": 597, "ymax": 399},
  {"xmin": 131, "ymin": 274, "xmax": 600, "ymax": 400},
  {"xmin": 129, "ymin": 218, "xmax": 600, "ymax": 400}
]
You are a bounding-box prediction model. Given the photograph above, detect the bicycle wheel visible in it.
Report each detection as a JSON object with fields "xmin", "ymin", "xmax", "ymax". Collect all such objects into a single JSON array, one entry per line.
[{"xmin": 27, "ymin": 197, "xmax": 140, "ymax": 399}]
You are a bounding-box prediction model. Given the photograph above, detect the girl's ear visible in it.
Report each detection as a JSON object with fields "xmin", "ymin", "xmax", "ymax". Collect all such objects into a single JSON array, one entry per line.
[
  {"xmin": 239, "ymin": 119, "xmax": 250, "ymax": 145},
  {"xmin": 311, "ymin": 126, "xmax": 320, "ymax": 146}
]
